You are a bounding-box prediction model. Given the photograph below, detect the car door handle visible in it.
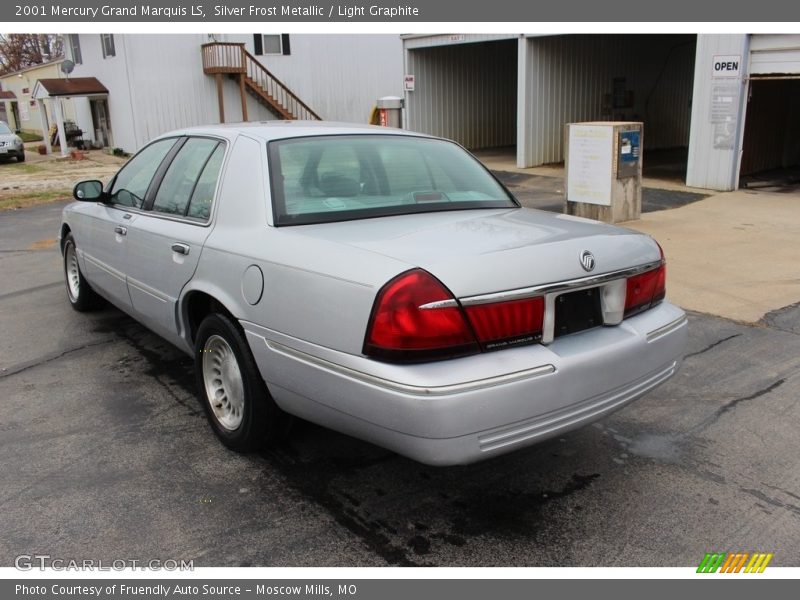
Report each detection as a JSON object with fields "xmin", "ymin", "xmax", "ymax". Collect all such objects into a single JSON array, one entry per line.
[
  {"xmin": 114, "ymin": 226, "xmax": 127, "ymax": 235},
  {"xmin": 171, "ymin": 243, "xmax": 190, "ymax": 255}
]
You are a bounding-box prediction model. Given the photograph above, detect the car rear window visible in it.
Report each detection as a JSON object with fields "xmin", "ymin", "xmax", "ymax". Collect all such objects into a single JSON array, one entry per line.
[{"xmin": 268, "ymin": 135, "xmax": 517, "ymax": 226}]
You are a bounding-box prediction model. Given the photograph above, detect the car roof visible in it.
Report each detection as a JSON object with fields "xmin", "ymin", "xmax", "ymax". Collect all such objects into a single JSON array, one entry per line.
[{"xmin": 157, "ymin": 121, "xmax": 431, "ymax": 143}]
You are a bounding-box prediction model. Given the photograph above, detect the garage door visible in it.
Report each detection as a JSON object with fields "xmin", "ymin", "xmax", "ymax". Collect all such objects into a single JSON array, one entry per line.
[
  {"xmin": 750, "ymin": 34, "xmax": 800, "ymax": 76},
  {"xmin": 740, "ymin": 35, "xmax": 800, "ymax": 177}
]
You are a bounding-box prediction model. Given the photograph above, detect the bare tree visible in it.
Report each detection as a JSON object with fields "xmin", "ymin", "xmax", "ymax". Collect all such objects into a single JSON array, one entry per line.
[{"xmin": 0, "ymin": 34, "xmax": 64, "ymax": 75}]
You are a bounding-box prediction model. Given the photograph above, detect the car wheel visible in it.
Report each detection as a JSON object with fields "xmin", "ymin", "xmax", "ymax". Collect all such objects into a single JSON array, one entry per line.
[
  {"xmin": 17, "ymin": 152, "xmax": 25, "ymax": 162},
  {"xmin": 195, "ymin": 313, "xmax": 291, "ymax": 451},
  {"xmin": 63, "ymin": 232, "xmax": 100, "ymax": 311}
]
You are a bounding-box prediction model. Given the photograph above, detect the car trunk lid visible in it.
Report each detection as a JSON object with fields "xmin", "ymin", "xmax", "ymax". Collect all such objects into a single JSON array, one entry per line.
[{"xmin": 289, "ymin": 208, "xmax": 660, "ymax": 297}]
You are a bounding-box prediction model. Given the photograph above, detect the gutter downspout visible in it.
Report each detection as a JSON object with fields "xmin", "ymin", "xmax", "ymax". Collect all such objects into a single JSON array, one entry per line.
[{"xmin": 121, "ymin": 35, "xmax": 139, "ymax": 151}]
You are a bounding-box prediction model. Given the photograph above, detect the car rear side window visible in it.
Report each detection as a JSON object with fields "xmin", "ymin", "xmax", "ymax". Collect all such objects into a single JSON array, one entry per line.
[
  {"xmin": 268, "ymin": 135, "xmax": 516, "ymax": 226},
  {"xmin": 109, "ymin": 138, "xmax": 177, "ymax": 209},
  {"xmin": 152, "ymin": 138, "xmax": 220, "ymax": 217},
  {"xmin": 186, "ymin": 143, "xmax": 225, "ymax": 220}
]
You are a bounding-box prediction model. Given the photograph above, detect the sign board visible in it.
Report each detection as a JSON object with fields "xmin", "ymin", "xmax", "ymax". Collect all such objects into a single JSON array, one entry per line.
[
  {"xmin": 712, "ymin": 55, "xmax": 742, "ymax": 78},
  {"xmin": 617, "ymin": 130, "xmax": 641, "ymax": 178},
  {"xmin": 709, "ymin": 84, "xmax": 740, "ymax": 123},
  {"xmin": 709, "ymin": 84, "xmax": 740, "ymax": 149},
  {"xmin": 403, "ymin": 74, "xmax": 415, "ymax": 91},
  {"xmin": 567, "ymin": 125, "xmax": 613, "ymax": 206}
]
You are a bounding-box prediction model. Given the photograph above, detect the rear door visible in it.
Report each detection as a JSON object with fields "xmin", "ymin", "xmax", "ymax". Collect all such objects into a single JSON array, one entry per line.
[
  {"xmin": 78, "ymin": 137, "xmax": 178, "ymax": 309},
  {"xmin": 123, "ymin": 137, "xmax": 227, "ymax": 344}
]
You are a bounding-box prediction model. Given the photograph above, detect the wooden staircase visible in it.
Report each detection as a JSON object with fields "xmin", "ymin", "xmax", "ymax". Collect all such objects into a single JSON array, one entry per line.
[{"xmin": 201, "ymin": 42, "xmax": 321, "ymax": 122}]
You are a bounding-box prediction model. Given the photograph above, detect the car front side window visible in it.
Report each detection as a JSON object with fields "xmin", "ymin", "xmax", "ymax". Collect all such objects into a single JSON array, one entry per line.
[{"xmin": 109, "ymin": 139, "xmax": 177, "ymax": 209}]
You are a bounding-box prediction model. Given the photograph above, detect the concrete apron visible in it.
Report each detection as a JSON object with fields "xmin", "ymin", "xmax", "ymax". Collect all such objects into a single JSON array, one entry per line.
[{"xmin": 623, "ymin": 189, "xmax": 800, "ymax": 323}]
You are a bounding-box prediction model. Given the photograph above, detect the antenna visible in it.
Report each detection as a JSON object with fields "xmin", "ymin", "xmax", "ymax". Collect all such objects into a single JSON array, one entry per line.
[{"xmin": 61, "ymin": 60, "xmax": 75, "ymax": 78}]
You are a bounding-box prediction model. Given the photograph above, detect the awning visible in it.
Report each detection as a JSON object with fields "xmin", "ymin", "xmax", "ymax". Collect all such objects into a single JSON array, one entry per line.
[
  {"xmin": 33, "ymin": 77, "xmax": 108, "ymax": 99},
  {"xmin": 0, "ymin": 91, "xmax": 16, "ymax": 99}
]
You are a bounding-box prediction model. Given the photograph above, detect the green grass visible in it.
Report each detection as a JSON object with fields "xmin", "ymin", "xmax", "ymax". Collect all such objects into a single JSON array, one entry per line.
[
  {"xmin": 18, "ymin": 131, "xmax": 43, "ymax": 143},
  {"xmin": 0, "ymin": 189, "xmax": 71, "ymax": 211}
]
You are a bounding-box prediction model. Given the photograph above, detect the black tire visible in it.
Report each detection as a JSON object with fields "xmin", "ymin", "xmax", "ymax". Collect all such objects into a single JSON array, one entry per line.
[
  {"xmin": 195, "ymin": 313, "xmax": 291, "ymax": 452},
  {"xmin": 63, "ymin": 232, "xmax": 101, "ymax": 311},
  {"xmin": 17, "ymin": 152, "xmax": 25, "ymax": 163}
]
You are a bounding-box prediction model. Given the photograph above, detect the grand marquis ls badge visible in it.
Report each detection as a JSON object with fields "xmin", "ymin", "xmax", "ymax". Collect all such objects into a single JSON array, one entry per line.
[{"xmin": 580, "ymin": 250, "xmax": 595, "ymax": 272}]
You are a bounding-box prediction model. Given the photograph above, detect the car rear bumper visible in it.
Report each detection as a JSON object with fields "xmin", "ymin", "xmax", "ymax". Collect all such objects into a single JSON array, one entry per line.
[{"xmin": 243, "ymin": 301, "xmax": 687, "ymax": 465}]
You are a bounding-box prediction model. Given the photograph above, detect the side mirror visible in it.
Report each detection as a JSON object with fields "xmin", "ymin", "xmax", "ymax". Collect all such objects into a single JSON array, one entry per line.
[{"xmin": 73, "ymin": 180, "xmax": 105, "ymax": 202}]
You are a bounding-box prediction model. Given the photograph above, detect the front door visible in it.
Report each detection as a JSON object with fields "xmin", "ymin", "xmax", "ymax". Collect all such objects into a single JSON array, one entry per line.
[
  {"xmin": 78, "ymin": 204, "xmax": 136, "ymax": 309},
  {"xmin": 11, "ymin": 102, "xmax": 20, "ymax": 132},
  {"xmin": 79, "ymin": 137, "xmax": 179, "ymax": 308},
  {"xmin": 90, "ymin": 98, "xmax": 112, "ymax": 147}
]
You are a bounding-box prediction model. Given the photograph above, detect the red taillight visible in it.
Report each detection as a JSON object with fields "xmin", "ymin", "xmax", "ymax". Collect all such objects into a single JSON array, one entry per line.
[
  {"xmin": 465, "ymin": 297, "xmax": 544, "ymax": 350},
  {"xmin": 652, "ymin": 263, "xmax": 666, "ymax": 303},
  {"xmin": 625, "ymin": 264, "xmax": 666, "ymax": 317},
  {"xmin": 364, "ymin": 269, "xmax": 478, "ymax": 361}
]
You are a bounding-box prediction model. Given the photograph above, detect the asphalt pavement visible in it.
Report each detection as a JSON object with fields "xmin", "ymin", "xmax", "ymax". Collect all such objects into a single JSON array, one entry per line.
[{"xmin": 1, "ymin": 201, "xmax": 799, "ymax": 567}]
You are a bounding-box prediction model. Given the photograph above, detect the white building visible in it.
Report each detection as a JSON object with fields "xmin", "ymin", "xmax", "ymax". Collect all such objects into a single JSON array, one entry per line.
[
  {"xmin": 0, "ymin": 59, "xmax": 79, "ymax": 137},
  {"xmin": 62, "ymin": 33, "xmax": 404, "ymax": 153},
  {"xmin": 402, "ymin": 34, "xmax": 800, "ymax": 191},
  {"xmin": 49, "ymin": 33, "xmax": 800, "ymax": 192}
]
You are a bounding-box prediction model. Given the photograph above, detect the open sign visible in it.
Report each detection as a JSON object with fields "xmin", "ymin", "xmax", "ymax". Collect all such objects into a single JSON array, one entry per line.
[{"xmin": 712, "ymin": 55, "xmax": 742, "ymax": 78}]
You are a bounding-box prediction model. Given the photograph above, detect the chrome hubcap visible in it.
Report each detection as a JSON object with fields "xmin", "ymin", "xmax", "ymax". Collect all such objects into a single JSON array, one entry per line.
[
  {"xmin": 202, "ymin": 335, "xmax": 245, "ymax": 431},
  {"xmin": 65, "ymin": 242, "xmax": 80, "ymax": 301}
]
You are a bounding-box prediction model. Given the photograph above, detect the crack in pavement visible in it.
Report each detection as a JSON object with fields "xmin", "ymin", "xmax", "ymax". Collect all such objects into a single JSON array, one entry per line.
[
  {"xmin": 605, "ymin": 378, "xmax": 787, "ymax": 465},
  {"xmin": 739, "ymin": 487, "xmax": 800, "ymax": 518},
  {"xmin": 685, "ymin": 334, "xmax": 742, "ymax": 358},
  {"xmin": 0, "ymin": 338, "xmax": 118, "ymax": 379},
  {"xmin": 690, "ymin": 378, "xmax": 787, "ymax": 434},
  {"xmin": 0, "ymin": 249, "xmax": 41, "ymax": 254},
  {"xmin": 762, "ymin": 482, "xmax": 800, "ymax": 503},
  {"xmin": 0, "ymin": 281, "xmax": 62, "ymax": 301},
  {"xmin": 758, "ymin": 300, "xmax": 800, "ymax": 337}
]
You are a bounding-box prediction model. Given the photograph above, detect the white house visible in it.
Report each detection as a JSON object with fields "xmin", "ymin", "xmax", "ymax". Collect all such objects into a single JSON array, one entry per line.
[
  {"xmin": 62, "ymin": 33, "xmax": 404, "ymax": 153},
  {"xmin": 0, "ymin": 59, "xmax": 80, "ymax": 137}
]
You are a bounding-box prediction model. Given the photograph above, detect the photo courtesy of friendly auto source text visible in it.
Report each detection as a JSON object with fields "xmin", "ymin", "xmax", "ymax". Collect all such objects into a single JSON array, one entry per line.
[{"xmin": 0, "ymin": 0, "xmax": 799, "ymax": 595}]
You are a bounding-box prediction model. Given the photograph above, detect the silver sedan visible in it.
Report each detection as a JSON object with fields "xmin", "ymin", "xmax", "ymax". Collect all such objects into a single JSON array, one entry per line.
[
  {"xmin": 0, "ymin": 121, "xmax": 25, "ymax": 162},
  {"xmin": 60, "ymin": 122, "xmax": 687, "ymax": 465}
]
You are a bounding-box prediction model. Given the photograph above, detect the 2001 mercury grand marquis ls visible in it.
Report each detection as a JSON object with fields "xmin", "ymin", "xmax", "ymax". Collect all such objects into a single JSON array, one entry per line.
[{"xmin": 60, "ymin": 122, "xmax": 687, "ymax": 465}]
